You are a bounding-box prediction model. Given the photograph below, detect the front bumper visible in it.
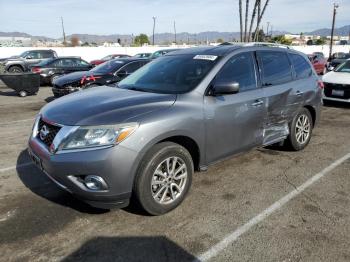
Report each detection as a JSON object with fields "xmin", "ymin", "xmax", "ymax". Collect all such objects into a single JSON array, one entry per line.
[
  {"xmin": 28, "ymin": 136, "xmax": 140, "ymax": 209},
  {"xmin": 52, "ymin": 86, "xmax": 80, "ymax": 97}
]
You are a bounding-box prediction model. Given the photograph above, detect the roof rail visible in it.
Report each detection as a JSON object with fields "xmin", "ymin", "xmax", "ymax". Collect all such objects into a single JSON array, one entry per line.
[
  {"xmin": 219, "ymin": 42, "xmax": 291, "ymax": 49},
  {"xmin": 243, "ymin": 42, "xmax": 291, "ymax": 49}
]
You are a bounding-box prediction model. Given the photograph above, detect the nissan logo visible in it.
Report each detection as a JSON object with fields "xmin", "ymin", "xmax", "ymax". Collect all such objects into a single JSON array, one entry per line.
[{"xmin": 39, "ymin": 125, "xmax": 50, "ymax": 140}]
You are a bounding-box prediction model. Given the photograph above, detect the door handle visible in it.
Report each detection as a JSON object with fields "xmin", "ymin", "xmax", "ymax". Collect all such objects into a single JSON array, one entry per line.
[
  {"xmin": 251, "ymin": 100, "xmax": 264, "ymax": 107},
  {"xmin": 296, "ymin": 90, "xmax": 303, "ymax": 96}
]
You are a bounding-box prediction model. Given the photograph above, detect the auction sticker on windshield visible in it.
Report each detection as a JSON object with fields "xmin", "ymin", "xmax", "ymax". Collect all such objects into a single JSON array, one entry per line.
[{"xmin": 193, "ymin": 55, "xmax": 218, "ymax": 61}]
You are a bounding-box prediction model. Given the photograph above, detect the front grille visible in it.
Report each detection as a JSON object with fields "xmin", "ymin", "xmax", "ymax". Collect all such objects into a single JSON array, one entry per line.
[
  {"xmin": 324, "ymin": 83, "xmax": 350, "ymax": 99},
  {"xmin": 37, "ymin": 118, "xmax": 61, "ymax": 147}
]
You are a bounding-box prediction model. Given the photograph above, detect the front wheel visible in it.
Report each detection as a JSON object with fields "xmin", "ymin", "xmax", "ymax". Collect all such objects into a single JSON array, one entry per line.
[
  {"xmin": 285, "ymin": 108, "xmax": 313, "ymax": 151},
  {"xmin": 134, "ymin": 142, "xmax": 193, "ymax": 215}
]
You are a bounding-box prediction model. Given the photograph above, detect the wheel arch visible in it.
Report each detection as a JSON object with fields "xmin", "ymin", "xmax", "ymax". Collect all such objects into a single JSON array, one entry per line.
[{"xmin": 304, "ymin": 105, "xmax": 316, "ymax": 127}]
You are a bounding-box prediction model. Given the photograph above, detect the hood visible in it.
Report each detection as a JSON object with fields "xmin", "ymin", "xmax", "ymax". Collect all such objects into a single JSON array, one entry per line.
[
  {"xmin": 41, "ymin": 86, "xmax": 176, "ymax": 126},
  {"xmin": 53, "ymin": 71, "xmax": 98, "ymax": 86},
  {"xmin": 323, "ymin": 71, "xmax": 350, "ymax": 85}
]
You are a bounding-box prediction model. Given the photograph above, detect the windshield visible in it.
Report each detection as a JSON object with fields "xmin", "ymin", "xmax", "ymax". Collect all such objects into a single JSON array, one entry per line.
[
  {"xmin": 335, "ymin": 60, "xmax": 350, "ymax": 73},
  {"xmin": 118, "ymin": 54, "xmax": 219, "ymax": 94},
  {"xmin": 101, "ymin": 55, "xmax": 112, "ymax": 60},
  {"xmin": 19, "ymin": 51, "xmax": 30, "ymax": 58},
  {"xmin": 90, "ymin": 59, "xmax": 125, "ymax": 73},
  {"xmin": 37, "ymin": 58, "xmax": 54, "ymax": 66}
]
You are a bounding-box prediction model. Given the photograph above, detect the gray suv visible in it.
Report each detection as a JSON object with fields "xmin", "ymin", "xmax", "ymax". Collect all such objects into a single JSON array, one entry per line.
[
  {"xmin": 28, "ymin": 45, "xmax": 322, "ymax": 215},
  {"xmin": 0, "ymin": 49, "xmax": 57, "ymax": 73}
]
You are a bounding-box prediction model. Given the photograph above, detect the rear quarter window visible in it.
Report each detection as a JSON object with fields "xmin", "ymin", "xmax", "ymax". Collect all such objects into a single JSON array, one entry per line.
[
  {"xmin": 257, "ymin": 51, "xmax": 292, "ymax": 86},
  {"xmin": 289, "ymin": 53, "xmax": 313, "ymax": 79}
]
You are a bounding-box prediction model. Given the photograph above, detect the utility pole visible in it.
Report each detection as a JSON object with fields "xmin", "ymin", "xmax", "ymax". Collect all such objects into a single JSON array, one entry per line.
[
  {"xmin": 266, "ymin": 22, "xmax": 270, "ymax": 37},
  {"xmin": 61, "ymin": 17, "xmax": 66, "ymax": 45},
  {"xmin": 174, "ymin": 21, "xmax": 177, "ymax": 44},
  {"xmin": 329, "ymin": 3, "xmax": 339, "ymax": 59},
  {"xmin": 152, "ymin": 16, "xmax": 156, "ymax": 46}
]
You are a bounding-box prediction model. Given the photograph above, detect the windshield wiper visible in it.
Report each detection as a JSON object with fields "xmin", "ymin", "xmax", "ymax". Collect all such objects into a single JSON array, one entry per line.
[{"xmin": 125, "ymin": 86, "xmax": 153, "ymax": 93}]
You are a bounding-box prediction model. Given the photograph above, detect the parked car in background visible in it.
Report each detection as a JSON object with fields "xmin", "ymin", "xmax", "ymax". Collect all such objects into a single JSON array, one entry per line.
[
  {"xmin": 90, "ymin": 54, "xmax": 131, "ymax": 66},
  {"xmin": 308, "ymin": 52, "xmax": 327, "ymax": 75},
  {"xmin": 134, "ymin": 53, "xmax": 152, "ymax": 58},
  {"xmin": 327, "ymin": 53, "xmax": 350, "ymax": 71},
  {"xmin": 323, "ymin": 59, "xmax": 350, "ymax": 103},
  {"xmin": 29, "ymin": 45, "xmax": 322, "ymax": 215},
  {"xmin": 0, "ymin": 49, "xmax": 58, "ymax": 73},
  {"xmin": 149, "ymin": 49, "xmax": 180, "ymax": 59},
  {"xmin": 31, "ymin": 57, "xmax": 93, "ymax": 85},
  {"xmin": 52, "ymin": 58, "xmax": 149, "ymax": 97}
]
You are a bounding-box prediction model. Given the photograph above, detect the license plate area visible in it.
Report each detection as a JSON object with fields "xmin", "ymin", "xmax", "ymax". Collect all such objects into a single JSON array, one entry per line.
[{"xmin": 332, "ymin": 89, "xmax": 344, "ymax": 97}]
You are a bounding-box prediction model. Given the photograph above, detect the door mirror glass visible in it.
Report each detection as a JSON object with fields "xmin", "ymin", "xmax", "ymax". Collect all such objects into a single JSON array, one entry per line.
[{"xmin": 212, "ymin": 82, "xmax": 240, "ymax": 95}]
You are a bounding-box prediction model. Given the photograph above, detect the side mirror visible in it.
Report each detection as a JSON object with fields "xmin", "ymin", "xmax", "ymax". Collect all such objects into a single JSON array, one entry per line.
[
  {"xmin": 26, "ymin": 56, "xmax": 33, "ymax": 60},
  {"xmin": 212, "ymin": 81, "xmax": 240, "ymax": 96}
]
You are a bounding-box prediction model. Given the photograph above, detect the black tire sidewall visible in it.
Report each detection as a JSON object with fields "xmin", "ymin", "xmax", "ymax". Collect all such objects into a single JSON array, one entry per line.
[
  {"xmin": 288, "ymin": 108, "xmax": 313, "ymax": 151},
  {"xmin": 9, "ymin": 66, "xmax": 23, "ymax": 73},
  {"xmin": 135, "ymin": 142, "xmax": 193, "ymax": 215}
]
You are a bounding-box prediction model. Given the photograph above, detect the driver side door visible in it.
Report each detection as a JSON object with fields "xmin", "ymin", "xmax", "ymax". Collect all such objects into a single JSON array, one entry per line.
[{"xmin": 204, "ymin": 52, "xmax": 267, "ymax": 163}]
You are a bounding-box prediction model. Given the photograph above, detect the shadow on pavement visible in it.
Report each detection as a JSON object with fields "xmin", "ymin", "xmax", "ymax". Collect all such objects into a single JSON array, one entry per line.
[
  {"xmin": 63, "ymin": 236, "xmax": 196, "ymax": 262},
  {"xmin": 323, "ymin": 101, "xmax": 350, "ymax": 109},
  {"xmin": 16, "ymin": 149, "xmax": 108, "ymax": 215}
]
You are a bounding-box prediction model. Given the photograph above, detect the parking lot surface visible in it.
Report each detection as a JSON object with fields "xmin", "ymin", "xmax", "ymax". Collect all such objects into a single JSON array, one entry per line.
[{"xmin": 0, "ymin": 85, "xmax": 349, "ymax": 262}]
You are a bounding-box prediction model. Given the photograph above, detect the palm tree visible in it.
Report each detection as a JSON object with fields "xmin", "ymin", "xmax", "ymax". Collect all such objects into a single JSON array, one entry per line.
[
  {"xmin": 248, "ymin": 0, "xmax": 260, "ymax": 42},
  {"xmin": 254, "ymin": 0, "xmax": 270, "ymax": 41},
  {"xmin": 244, "ymin": 0, "xmax": 250, "ymax": 42},
  {"xmin": 239, "ymin": 0, "xmax": 243, "ymax": 42}
]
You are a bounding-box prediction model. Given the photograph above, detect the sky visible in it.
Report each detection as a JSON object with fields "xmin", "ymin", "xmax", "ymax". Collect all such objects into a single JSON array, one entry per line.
[{"xmin": 0, "ymin": 0, "xmax": 350, "ymax": 38}]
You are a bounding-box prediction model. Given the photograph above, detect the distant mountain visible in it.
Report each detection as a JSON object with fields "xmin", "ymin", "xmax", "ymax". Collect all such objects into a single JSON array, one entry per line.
[
  {"xmin": 0, "ymin": 31, "xmax": 54, "ymax": 41},
  {"xmin": 0, "ymin": 25, "xmax": 349, "ymax": 45},
  {"xmin": 306, "ymin": 25, "xmax": 350, "ymax": 37}
]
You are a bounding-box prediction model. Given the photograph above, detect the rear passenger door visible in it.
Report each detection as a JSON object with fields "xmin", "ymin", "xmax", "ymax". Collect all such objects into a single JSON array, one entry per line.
[
  {"xmin": 256, "ymin": 50, "xmax": 295, "ymax": 145},
  {"xmin": 204, "ymin": 52, "xmax": 266, "ymax": 163}
]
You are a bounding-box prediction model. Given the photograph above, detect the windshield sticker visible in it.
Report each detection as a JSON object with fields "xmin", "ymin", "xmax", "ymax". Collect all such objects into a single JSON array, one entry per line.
[{"xmin": 193, "ymin": 55, "xmax": 218, "ymax": 61}]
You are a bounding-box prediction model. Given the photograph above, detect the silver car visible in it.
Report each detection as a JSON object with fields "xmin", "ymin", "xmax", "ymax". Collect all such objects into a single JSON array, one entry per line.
[{"xmin": 28, "ymin": 45, "xmax": 322, "ymax": 215}]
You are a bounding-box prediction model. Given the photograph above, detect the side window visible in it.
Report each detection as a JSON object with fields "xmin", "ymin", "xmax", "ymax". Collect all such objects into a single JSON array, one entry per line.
[
  {"xmin": 26, "ymin": 51, "xmax": 41, "ymax": 59},
  {"xmin": 289, "ymin": 53, "xmax": 312, "ymax": 79},
  {"xmin": 52, "ymin": 59, "xmax": 63, "ymax": 67},
  {"xmin": 215, "ymin": 52, "xmax": 257, "ymax": 92},
  {"xmin": 77, "ymin": 59, "xmax": 90, "ymax": 66},
  {"xmin": 41, "ymin": 51, "xmax": 53, "ymax": 58},
  {"xmin": 60, "ymin": 58, "xmax": 75, "ymax": 67},
  {"xmin": 257, "ymin": 51, "xmax": 292, "ymax": 86},
  {"xmin": 121, "ymin": 62, "xmax": 142, "ymax": 74}
]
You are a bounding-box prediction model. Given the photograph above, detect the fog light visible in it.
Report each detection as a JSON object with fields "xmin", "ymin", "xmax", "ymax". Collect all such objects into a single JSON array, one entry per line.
[{"xmin": 84, "ymin": 175, "xmax": 108, "ymax": 191}]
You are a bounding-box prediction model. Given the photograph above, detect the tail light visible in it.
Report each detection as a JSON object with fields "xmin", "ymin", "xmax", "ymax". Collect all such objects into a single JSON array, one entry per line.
[
  {"xmin": 31, "ymin": 67, "xmax": 42, "ymax": 73},
  {"xmin": 317, "ymin": 80, "xmax": 324, "ymax": 89}
]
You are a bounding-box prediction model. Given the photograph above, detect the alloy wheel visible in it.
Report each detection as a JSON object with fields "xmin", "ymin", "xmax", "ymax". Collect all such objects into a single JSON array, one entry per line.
[
  {"xmin": 295, "ymin": 114, "xmax": 311, "ymax": 145},
  {"xmin": 151, "ymin": 156, "xmax": 188, "ymax": 205}
]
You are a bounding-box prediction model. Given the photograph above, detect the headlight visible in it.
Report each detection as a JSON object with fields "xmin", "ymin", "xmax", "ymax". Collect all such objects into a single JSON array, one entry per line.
[{"xmin": 60, "ymin": 123, "xmax": 138, "ymax": 150}]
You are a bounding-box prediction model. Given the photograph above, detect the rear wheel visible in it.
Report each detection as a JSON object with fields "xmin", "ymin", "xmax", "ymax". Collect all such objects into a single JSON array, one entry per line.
[
  {"xmin": 285, "ymin": 108, "xmax": 313, "ymax": 151},
  {"xmin": 134, "ymin": 142, "xmax": 193, "ymax": 215},
  {"xmin": 8, "ymin": 66, "xmax": 23, "ymax": 73}
]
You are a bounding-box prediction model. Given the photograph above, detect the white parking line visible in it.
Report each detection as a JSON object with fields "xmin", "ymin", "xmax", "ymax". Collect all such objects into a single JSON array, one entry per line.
[
  {"xmin": 195, "ymin": 153, "xmax": 350, "ymax": 262},
  {"xmin": 0, "ymin": 118, "xmax": 34, "ymax": 125},
  {"xmin": 0, "ymin": 162, "xmax": 33, "ymax": 173}
]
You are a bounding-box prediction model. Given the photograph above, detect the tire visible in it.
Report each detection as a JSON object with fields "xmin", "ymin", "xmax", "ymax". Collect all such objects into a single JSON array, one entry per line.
[
  {"xmin": 8, "ymin": 66, "xmax": 23, "ymax": 73},
  {"xmin": 285, "ymin": 108, "xmax": 313, "ymax": 151},
  {"xmin": 134, "ymin": 142, "xmax": 193, "ymax": 215},
  {"xmin": 18, "ymin": 90, "xmax": 27, "ymax": 97}
]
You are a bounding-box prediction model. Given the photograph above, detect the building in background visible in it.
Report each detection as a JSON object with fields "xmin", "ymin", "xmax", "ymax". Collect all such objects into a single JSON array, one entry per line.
[{"xmin": 0, "ymin": 37, "xmax": 32, "ymax": 47}]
